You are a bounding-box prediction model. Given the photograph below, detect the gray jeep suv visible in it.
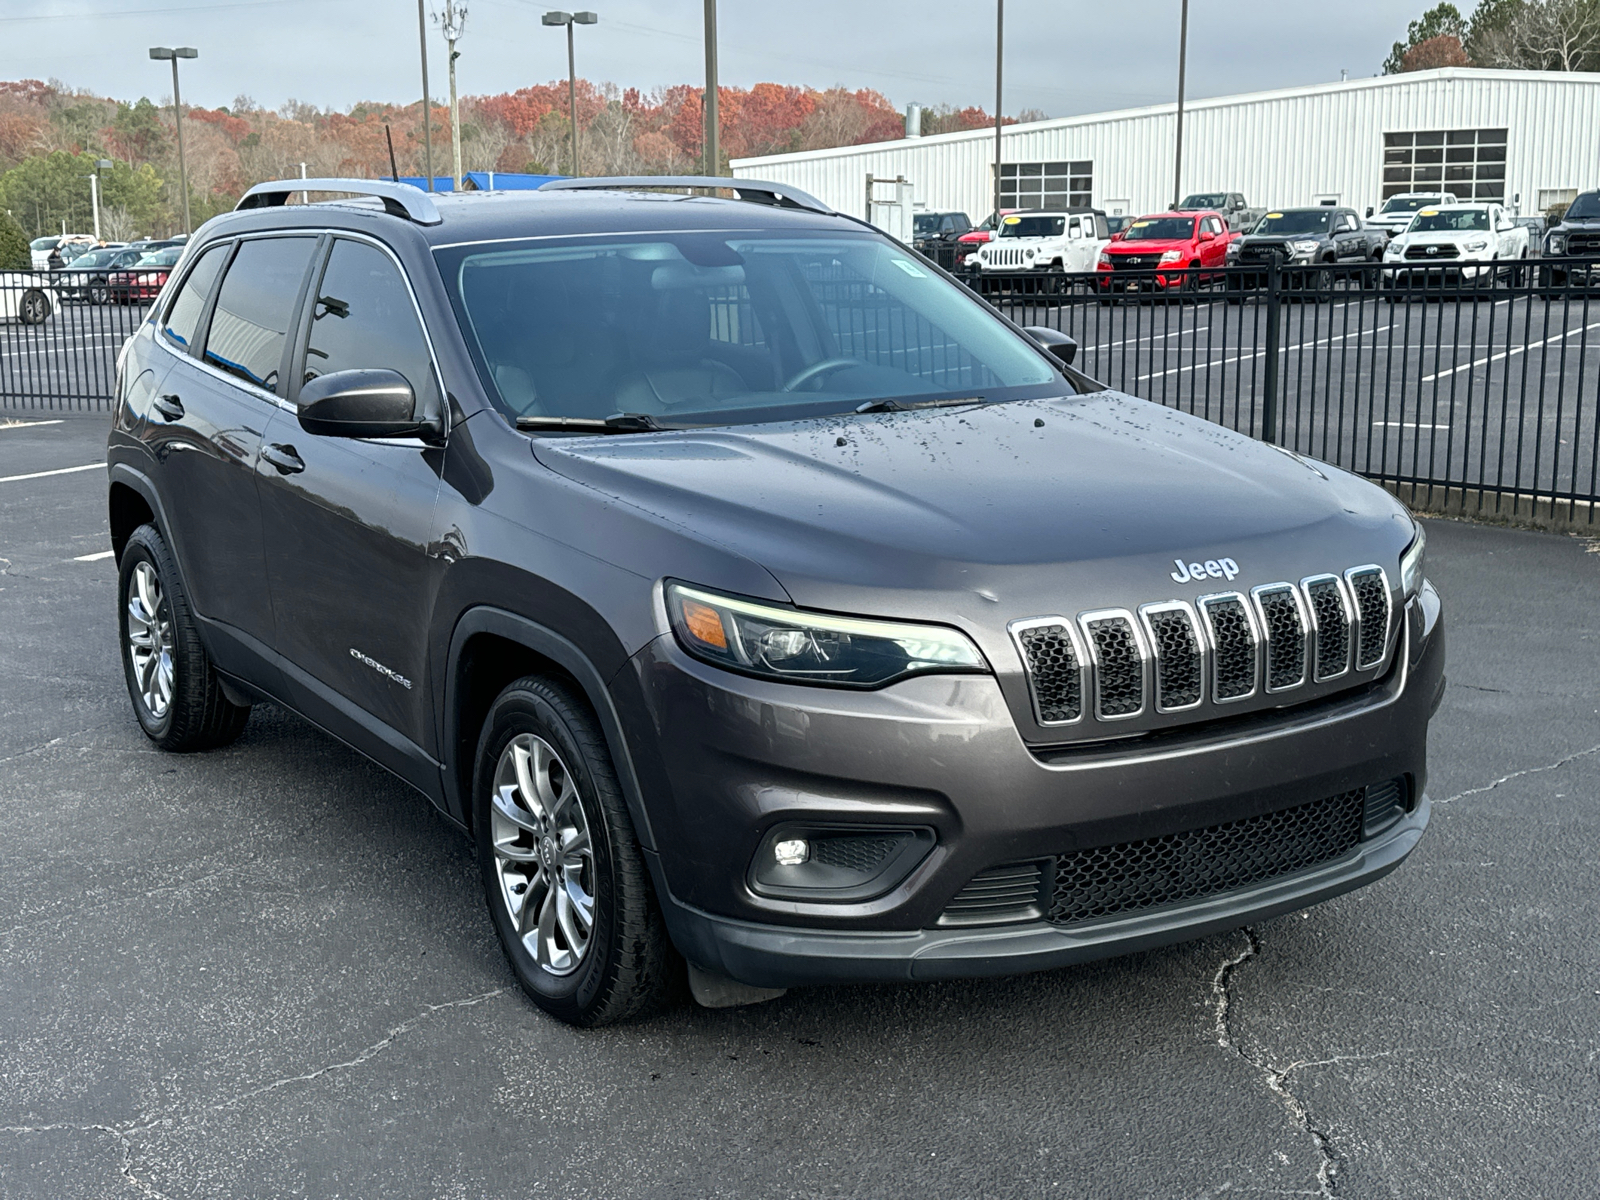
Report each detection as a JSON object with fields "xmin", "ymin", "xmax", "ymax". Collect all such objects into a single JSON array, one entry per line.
[{"xmin": 107, "ymin": 177, "xmax": 1442, "ymax": 1026}]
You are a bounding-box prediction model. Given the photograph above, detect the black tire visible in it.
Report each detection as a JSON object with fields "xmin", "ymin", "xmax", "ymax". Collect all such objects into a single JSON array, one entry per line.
[
  {"xmin": 89, "ymin": 283, "xmax": 109, "ymax": 305},
  {"xmin": 118, "ymin": 524, "xmax": 250, "ymax": 752},
  {"xmin": 474, "ymin": 675, "xmax": 671, "ymax": 1027},
  {"xmin": 19, "ymin": 289, "xmax": 51, "ymax": 325}
]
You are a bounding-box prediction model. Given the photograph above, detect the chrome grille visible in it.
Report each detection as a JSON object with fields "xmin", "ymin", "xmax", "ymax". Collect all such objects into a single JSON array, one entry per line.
[
  {"xmin": 985, "ymin": 247, "xmax": 1031, "ymax": 267},
  {"xmin": 1253, "ymin": 584, "xmax": 1308, "ymax": 691},
  {"xmin": 1081, "ymin": 611, "xmax": 1146, "ymax": 719},
  {"xmin": 1405, "ymin": 243, "xmax": 1460, "ymax": 260},
  {"xmin": 1013, "ymin": 565, "xmax": 1396, "ymax": 733}
]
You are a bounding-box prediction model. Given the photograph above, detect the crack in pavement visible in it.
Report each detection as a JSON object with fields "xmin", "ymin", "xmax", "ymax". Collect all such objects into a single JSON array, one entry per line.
[
  {"xmin": 1211, "ymin": 929, "xmax": 1340, "ymax": 1199},
  {"xmin": 1435, "ymin": 741, "xmax": 1600, "ymax": 806},
  {"xmin": 0, "ymin": 985, "xmax": 509, "ymax": 1197}
]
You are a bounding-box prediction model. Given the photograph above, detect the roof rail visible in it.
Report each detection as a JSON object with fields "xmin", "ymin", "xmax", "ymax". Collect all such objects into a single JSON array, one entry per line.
[
  {"xmin": 538, "ymin": 176, "xmax": 834, "ymax": 215},
  {"xmin": 235, "ymin": 178, "xmax": 442, "ymax": 225}
]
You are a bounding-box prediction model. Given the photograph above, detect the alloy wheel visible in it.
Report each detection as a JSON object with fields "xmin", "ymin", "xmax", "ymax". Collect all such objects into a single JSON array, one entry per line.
[
  {"xmin": 489, "ymin": 733, "xmax": 596, "ymax": 976},
  {"xmin": 126, "ymin": 561, "xmax": 174, "ymax": 718}
]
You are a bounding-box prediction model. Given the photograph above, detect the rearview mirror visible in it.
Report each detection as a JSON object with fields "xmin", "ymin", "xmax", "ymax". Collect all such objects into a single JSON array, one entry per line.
[
  {"xmin": 1023, "ymin": 326, "xmax": 1077, "ymax": 367},
  {"xmin": 297, "ymin": 368, "xmax": 437, "ymax": 439}
]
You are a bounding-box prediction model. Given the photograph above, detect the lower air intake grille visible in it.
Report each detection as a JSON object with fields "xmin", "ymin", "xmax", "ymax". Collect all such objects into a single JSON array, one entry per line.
[
  {"xmin": 1046, "ymin": 787, "xmax": 1366, "ymax": 926},
  {"xmin": 1362, "ymin": 777, "xmax": 1407, "ymax": 835},
  {"xmin": 1015, "ymin": 623, "xmax": 1082, "ymax": 723},
  {"xmin": 1256, "ymin": 586, "xmax": 1307, "ymax": 690},
  {"xmin": 1348, "ymin": 569, "xmax": 1391, "ymax": 669},
  {"xmin": 811, "ymin": 835, "xmax": 902, "ymax": 874},
  {"xmin": 937, "ymin": 862, "xmax": 1046, "ymax": 926},
  {"xmin": 1086, "ymin": 615, "xmax": 1144, "ymax": 717}
]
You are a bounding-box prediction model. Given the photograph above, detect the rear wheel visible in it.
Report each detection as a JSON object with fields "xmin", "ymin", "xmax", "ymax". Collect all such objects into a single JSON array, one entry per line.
[
  {"xmin": 89, "ymin": 283, "xmax": 110, "ymax": 305},
  {"xmin": 19, "ymin": 289, "xmax": 51, "ymax": 325},
  {"xmin": 118, "ymin": 524, "xmax": 251, "ymax": 751},
  {"xmin": 474, "ymin": 676, "xmax": 672, "ymax": 1027}
]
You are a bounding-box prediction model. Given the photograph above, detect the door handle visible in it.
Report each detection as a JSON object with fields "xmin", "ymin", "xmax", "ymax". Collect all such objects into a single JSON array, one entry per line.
[
  {"xmin": 151, "ymin": 393, "xmax": 184, "ymax": 421},
  {"xmin": 262, "ymin": 443, "xmax": 305, "ymax": 475}
]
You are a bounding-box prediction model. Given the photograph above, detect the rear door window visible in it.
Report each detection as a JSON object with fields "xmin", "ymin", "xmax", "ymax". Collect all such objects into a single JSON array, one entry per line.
[
  {"xmin": 298, "ymin": 238, "xmax": 439, "ymax": 413},
  {"xmin": 203, "ymin": 237, "xmax": 317, "ymax": 395},
  {"xmin": 160, "ymin": 244, "xmax": 227, "ymax": 355}
]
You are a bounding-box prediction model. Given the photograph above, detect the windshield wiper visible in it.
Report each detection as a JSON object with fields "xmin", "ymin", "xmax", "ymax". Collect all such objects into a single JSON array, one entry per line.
[
  {"xmin": 854, "ymin": 396, "xmax": 987, "ymax": 414},
  {"xmin": 515, "ymin": 412, "xmax": 675, "ymax": 434}
]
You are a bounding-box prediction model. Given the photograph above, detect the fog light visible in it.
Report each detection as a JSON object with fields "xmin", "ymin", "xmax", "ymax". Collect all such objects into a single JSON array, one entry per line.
[{"xmin": 773, "ymin": 838, "xmax": 809, "ymax": 866}]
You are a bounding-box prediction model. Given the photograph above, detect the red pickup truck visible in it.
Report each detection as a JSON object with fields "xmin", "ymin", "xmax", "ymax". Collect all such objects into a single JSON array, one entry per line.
[{"xmin": 1096, "ymin": 210, "xmax": 1236, "ymax": 298}]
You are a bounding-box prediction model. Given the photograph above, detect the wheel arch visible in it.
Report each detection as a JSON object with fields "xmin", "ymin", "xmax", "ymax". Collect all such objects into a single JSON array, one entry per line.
[
  {"xmin": 108, "ymin": 463, "xmax": 170, "ymax": 564},
  {"xmin": 444, "ymin": 607, "xmax": 657, "ymax": 852}
]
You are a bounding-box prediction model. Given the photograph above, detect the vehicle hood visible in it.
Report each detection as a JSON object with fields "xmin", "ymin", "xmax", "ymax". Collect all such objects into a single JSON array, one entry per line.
[
  {"xmin": 1389, "ymin": 228, "xmax": 1490, "ymax": 246},
  {"xmin": 1105, "ymin": 237, "xmax": 1195, "ymax": 253},
  {"xmin": 530, "ymin": 394, "xmax": 1412, "ymax": 624}
]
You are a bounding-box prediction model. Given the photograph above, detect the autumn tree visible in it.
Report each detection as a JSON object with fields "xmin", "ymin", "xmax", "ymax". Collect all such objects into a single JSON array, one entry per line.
[
  {"xmin": 1401, "ymin": 34, "xmax": 1473, "ymax": 68},
  {"xmin": 1384, "ymin": 4, "xmax": 1468, "ymax": 72}
]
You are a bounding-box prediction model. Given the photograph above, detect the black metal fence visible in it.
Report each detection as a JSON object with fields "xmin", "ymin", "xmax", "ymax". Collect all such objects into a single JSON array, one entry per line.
[
  {"xmin": 4, "ymin": 259, "xmax": 1598, "ymax": 525},
  {"xmin": 976, "ymin": 259, "xmax": 1600, "ymax": 526}
]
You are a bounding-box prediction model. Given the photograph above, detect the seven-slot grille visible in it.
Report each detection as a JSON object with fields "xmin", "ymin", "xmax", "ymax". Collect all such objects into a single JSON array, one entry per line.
[
  {"xmin": 984, "ymin": 246, "xmax": 1033, "ymax": 267},
  {"xmin": 1011, "ymin": 566, "xmax": 1393, "ymax": 730}
]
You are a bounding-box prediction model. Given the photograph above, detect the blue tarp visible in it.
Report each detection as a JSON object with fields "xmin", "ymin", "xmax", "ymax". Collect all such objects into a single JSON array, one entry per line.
[{"xmin": 396, "ymin": 172, "xmax": 564, "ymax": 192}]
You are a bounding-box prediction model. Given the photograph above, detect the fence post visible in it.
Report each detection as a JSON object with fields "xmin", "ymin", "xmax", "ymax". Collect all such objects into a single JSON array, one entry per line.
[{"xmin": 1261, "ymin": 257, "xmax": 1281, "ymax": 444}]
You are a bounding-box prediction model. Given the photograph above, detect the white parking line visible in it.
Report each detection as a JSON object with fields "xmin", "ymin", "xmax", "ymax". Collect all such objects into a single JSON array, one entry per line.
[
  {"xmin": 72, "ymin": 549, "xmax": 114, "ymax": 561},
  {"xmin": 1420, "ymin": 318, "xmax": 1600, "ymax": 382},
  {"xmin": 0, "ymin": 419, "xmax": 65, "ymax": 430},
  {"xmin": 1137, "ymin": 324, "xmax": 1393, "ymax": 381},
  {"xmin": 1372, "ymin": 421, "xmax": 1451, "ymax": 430},
  {"xmin": 0, "ymin": 463, "xmax": 102, "ymax": 483}
]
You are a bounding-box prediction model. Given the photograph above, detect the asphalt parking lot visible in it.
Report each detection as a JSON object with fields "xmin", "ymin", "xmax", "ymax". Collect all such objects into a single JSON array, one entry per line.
[{"xmin": 1, "ymin": 415, "xmax": 1597, "ymax": 1200}]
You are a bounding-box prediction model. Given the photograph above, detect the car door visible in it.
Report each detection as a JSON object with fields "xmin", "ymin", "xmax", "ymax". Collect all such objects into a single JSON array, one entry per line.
[
  {"xmin": 143, "ymin": 236, "xmax": 318, "ymax": 673},
  {"xmin": 255, "ymin": 234, "xmax": 446, "ymax": 758},
  {"xmin": 1199, "ymin": 216, "xmax": 1226, "ymax": 268}
]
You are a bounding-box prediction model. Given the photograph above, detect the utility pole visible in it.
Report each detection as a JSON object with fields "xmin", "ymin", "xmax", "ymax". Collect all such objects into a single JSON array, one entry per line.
[
  {"xmin": 542, "ymin": 11, "xmax": 598, "ymax": 176},
  {"xmin": 1173, "ymin": 0, "xmax": 1189, "ymax": 209},
  {"xmin": 418, "ymin": 0, "xmax": 434, "ymax": 190},
  {"xmin": 993, "ymin": 0, "xmax": 1004, "ymax": 221},
  {"xmin": 703, "ymin": 0, "xmax": 719, "ymax": 176},
  {"xmin": 148, "ymin": 46, "xmax": 198, "ymax": 234},
  {"xmin": 436, "ymin": 0, "xmax": 466, "ymax": 191}
]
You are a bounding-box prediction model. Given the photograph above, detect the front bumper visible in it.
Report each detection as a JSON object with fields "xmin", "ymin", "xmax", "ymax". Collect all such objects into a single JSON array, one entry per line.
[{"xmin": 627, "ymin": 588, "xmax": 1443, "ymax": 988}]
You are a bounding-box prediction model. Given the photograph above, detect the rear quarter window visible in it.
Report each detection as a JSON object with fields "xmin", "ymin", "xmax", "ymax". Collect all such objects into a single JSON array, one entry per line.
[{"xmin": 160, "ymin": 244, "xmax": 227, "ymax": 354}]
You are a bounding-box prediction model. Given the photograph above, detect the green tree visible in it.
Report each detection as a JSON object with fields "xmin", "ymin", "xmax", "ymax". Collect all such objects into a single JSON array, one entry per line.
[
  {"xmin": 1466, "ymin": 0, "xmax": 1525, "ymax": 61},
  {"xmin": 50, "ymin": 100, "xmax": 110, "ymax": 154},
  {"xmin": 0, "ymin": 208, "xmax": 28, "ymax": 270},
  {"xmin": 0, "ymin": 152, "xmax": 166, "ymax": 239},
  {"xmin": 107, "ymin": 98, "xmax": 170, "ymax": 166},
  {"xmin": 1384, "ymin": 3, "xmax": 1468, "ymax": 72}
]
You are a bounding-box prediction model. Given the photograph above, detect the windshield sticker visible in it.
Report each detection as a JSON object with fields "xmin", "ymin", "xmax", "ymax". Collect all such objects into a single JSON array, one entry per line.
[
  {"xmin": 1132, "ymin": 220, "xmax": 1152, "ymax": 227},
  {"xmin": 891, "ymin": 259, "xmax": 927, "ymax": 277},
  {"xmin": 1419, "ymin": 209, "xmax": 1438, "ymax": 217},
  {"xmin": 1265, "ymin": 212, "xmax": 1283, "ymax": 220},
  {"xmin": 1003, "ymin": 215, "xmax": 1021, "ymax": 224}
]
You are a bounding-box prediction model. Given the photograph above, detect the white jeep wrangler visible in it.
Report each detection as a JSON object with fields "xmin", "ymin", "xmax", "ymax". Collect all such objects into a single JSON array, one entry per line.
[{"xmin": 973, "ymin": 209, "xmax": 1110, "ymax": 274}]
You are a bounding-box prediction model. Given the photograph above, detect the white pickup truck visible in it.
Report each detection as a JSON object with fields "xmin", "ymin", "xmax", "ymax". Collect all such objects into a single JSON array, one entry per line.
[
  {"xmin": 1381, "ymin": 202, "xmax": 1531, "ymax": 288},
  {"xmin": 1366, "ymin": 192, "xmax": 1460, "ymax": 240},
  {"xmin": 971, "ymin": 209, "xmax": 1111, "ymax": 274}
]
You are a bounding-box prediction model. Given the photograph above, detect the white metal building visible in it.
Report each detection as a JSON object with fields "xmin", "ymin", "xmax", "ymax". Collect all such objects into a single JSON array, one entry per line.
[{"xmin": 731, "ymin": 68, "xmax": 1600, "ymax": 224}]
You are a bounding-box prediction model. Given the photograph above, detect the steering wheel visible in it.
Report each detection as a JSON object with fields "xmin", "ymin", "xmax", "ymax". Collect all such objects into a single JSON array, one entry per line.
[{"xmin": 781, "ymin": 357, "xmax": 861, "ymax": 393}]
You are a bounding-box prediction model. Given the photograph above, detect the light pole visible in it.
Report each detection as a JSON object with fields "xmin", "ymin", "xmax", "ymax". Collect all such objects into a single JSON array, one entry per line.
[
  {"xmin": 1173, "ymin": 0, "xmax": 1189, "ymax": 208},
  {"xmin": 418, "ymin": 0, "xmax": 434, "ymax": 190},
  {"xmin": 993, "ymin": 0, "xmax": 1004, "ymax": 222},
  {"xmin": 703, "ymin": 0, "xmax": 718, "ymax": 176},
  {"xmin": 85, "ymin": 158, "xmax": 112, "ymax": 241},
  {"xmin": 149, "ymin": 46, "xmax": 197, "ymax": 235},
  {"xmin": 542, "ymin": 11, "xmax": 597, "ymax": 177},
  {"xmin": 435, "ymin": 0, "xmax": 467, "ymax": 191}
]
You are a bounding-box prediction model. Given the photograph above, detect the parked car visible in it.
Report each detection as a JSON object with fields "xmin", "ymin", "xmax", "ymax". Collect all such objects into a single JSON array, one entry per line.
[
  {"xmin": 1096, "ymin": 210, "xmax": 1235, "ymax": 299},
  {"xmin": 1227, "ymin": 207, "xmax": 1387, "ymax": 294},
  {"xmin": 0, "ymin": 271, "xmax": 62, "ymax": 324},
  {"xmin": 971, "ymin": 208, "xmax": 1111, "ymax": 275},
  {"xmin": 954, "ymin": 209, "xmax": 1018, "ymax": 270},
  {"xmin": 108, "ymin": 174, "xmax": 1440, "ymax": 1027},
  {"xmin": 107, "ymin": 245, "xmax": 185, "ymax": 304},
  {"xmin": 60, "ymin": 246, "xmax": 150, "ymax": 304},
  {"xmin": 912, "ymin": 211, "xmax": 972, "ymax": 270},
  {"xmin": 1538, "ymin": 189, "xmax": 1600, "ymax": 289},
  {"xmin": 30, "ymin": 235, "xmax": 96, "ymax": 270},
  {"xmin": 1104, "ymin": 215, "xmax": 1134, "ymax": 236},
  {"xmin": 1365, "ymin": 192, "xmax": 1461, "ymax": 240},
  {"xmin": 1513, "ymin": 215, "xmax": 1548, "ymax": 256},
  {"xmin": 1176, "ymin": 192, "xmax": 1263, "ymax": 232},
  {"xmin": 1381, "ymin": 202, "xmax": 1531, "ymax": 292}
]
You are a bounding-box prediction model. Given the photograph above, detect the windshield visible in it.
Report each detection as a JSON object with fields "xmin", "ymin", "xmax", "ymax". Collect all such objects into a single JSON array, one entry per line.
[
  {"xmin": 1123, "ymin": 217, "xmax": 1195, "ymax": 241},
  {"xmin": 439, "ymin": 231, "xmax": 1065, "ymax": 428},
  {"xmin": 1566, "ymin": 192, "xmax": 1600, "ymax": 219},
  {"xmin": 913, "ymin": 215, "xmax": 941, "ymax": 236},
  {"xmin": 1252, "ymin": 211, "xmax": 1332, "ymax": 236},
  {"xmin": 136, "ymin": 247, "xmax": 183, "ymax": 267},
  {"xmin": 30, "ymin": 237, "xmax": 59, "ymax": 251},
  {"xmin": 998, "ymin": 215, "xmax": 1065, "ymax": 239},
  {"xmin": 1180, "ymin": 194, "xmax": 1225, "ymax": 209},
  {"xmin": 68, "ymin": 249, "xmax": 118, "ymax": 267},
  {"xmin": 1408, "ymin": 208, "xmax": 1490, "ymax": 233},
  {"xmin": 1381, "ymin": 196, "xmax": 1442, "ymax": 214}
]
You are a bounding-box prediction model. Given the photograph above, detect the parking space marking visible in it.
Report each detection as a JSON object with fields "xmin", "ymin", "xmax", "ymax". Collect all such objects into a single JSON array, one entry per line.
[
  {"xmin": 1373, "ymin": 421, "xmax": 1452, "ymax": 430},
  {"xmin": 72, "ymin": 549, "xmax": 114, "ymax": 562},
  {"xmin": 1138, "ymin": 324, "xmax": 1393, "ymax": 381},
  {"xmin": 0, "ymin": 463, "xmax": 103, "ymax": 484},
  {"xmin": 0, "ymin": 418, "xmax": 65, "ymax": 430},
  {"xmin": 1421, "ymin": 318, "xmax": 1600, "ymax": 382}
]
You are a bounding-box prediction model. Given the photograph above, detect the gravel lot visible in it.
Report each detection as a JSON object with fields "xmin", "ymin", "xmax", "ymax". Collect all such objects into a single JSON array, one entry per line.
[{"xmin": 1, "ymin": 415, "xmax": 1597, "ymax": 1200}]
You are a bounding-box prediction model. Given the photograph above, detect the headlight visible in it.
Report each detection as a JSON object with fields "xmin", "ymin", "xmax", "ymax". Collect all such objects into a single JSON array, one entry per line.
[
  {"xmin": 1464, "ymin": 238, "xmax": 1489, "ymax": 253},
  {"xmin": 1549, "ymin": 234, "xmax": 1566, "ymax": 255},
  {"xmin": 1289, "ymin": 240, "xmax": 1320, "ymax": 256},
  {"xmin": 1024, "ymin": 248, "xmax": 1035, "ymax": 259},
  {"xmin": 1159, "ymin": 249, "xmax": 1184, "ymax": 264},
  {"xmin": 1097, "ymin": 252, "xmax": 1111, "ymax": 267},
  {"xmin": 1400, "ymin": 524, "xmax": 1426, "ymax": 600},
  {"xmin": 1225, "ymin": 241, "xmax": 1241, "ymax": 260},
  {"xmin": 1384, "ymin": 242, "xmax": 1404, "ymax": 258},
  {"xmin": 666, "ymin": 582, "xmax": 988, "ymax": 688}
]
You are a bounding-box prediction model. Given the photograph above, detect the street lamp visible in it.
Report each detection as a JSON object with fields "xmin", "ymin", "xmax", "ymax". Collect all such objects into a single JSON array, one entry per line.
[
  {"xmin": 84, "ymin": 158, "xmax": 113, "ymax": 241},
  {"xmin": 149, "ymin": 46, "xmax": 198, "ymax": 235},
  {"xmin": 541, "ymin": 11, "xmax": 597, "ymax": 177}
]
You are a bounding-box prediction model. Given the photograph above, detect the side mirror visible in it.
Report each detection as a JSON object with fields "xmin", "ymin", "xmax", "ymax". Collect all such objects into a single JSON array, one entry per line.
[
  {"xmin": 1023, "ymin": 325, "xmax": 1077, "ymax": 367},
  {"xmin": 1199, "ymin": 230, "xmax": 1215, "ymax": 241},
  {"xmin": 298, "ymin": 368, "xmax": 436, "ymax": 439},
  {"xmin": 1365, "ymin": 206, "xmax": 1375, "ymax": 218}
]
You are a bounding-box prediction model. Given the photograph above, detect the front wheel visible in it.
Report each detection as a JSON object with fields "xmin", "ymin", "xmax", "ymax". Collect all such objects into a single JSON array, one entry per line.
[
  {"xmin": 118, "ymin": 524, "xmax": 251, "ymax": 751},
  {"xmin": 89, "ymin": 283, "xmax": 110, "ymax": 305},
  {"xmin": 474, "ymin": 676, "xmax": 672, "ymax": 1027},
  {"xmin": 19, "ymin": 289, "xmax": 51, "ymax": 325}
]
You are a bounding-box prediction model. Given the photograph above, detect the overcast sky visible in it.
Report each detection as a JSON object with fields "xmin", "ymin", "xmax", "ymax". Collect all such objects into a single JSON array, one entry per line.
[{"xmin": 3, "ymin": 0, "xmax": 1430, "ymax": 120}]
